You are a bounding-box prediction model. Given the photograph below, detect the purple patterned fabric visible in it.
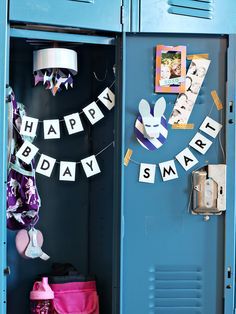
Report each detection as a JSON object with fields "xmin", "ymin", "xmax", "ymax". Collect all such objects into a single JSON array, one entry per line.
[{"xmin": 7, "ymin": 91, "xmax": 41, "ymax": 230}]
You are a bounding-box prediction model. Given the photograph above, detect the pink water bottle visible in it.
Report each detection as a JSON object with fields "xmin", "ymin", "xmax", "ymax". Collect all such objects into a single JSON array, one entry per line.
[{"xmin": 30, "ymin": 277, "xmax": 54, "ymax": 314}]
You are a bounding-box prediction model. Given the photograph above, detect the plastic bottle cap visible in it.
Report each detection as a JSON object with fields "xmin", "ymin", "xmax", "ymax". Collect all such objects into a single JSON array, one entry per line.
[{"xmin": 30, "ymin": 277, "xmax": 54, "ymax": 300}]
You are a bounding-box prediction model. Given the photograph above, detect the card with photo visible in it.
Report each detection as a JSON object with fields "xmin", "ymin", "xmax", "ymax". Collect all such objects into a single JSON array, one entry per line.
[{"xmin": 155, "ymin": 45, "xmax": 186, "ymax": 93}]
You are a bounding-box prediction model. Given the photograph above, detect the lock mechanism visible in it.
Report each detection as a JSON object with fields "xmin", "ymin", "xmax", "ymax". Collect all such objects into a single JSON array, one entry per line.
[{"xmin": 192, "ymin": 164, "xmax": 226, "ymax": 215}]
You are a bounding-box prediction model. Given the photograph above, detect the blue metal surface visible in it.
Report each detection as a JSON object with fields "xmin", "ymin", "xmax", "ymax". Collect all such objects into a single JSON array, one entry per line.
[
  {"xmin": 0, "ymin": 0, "xmax": 8, "ymax": 313},
  {"xmin": 121, "ymin": 33, "xmax": 227, "ymax": 314},
  {"xmin": 10, "ymin": 28, "xmax": 115, "ymax": 45},
  {"xmin": 224, "ymin": 35, "xmax": 236, "ymax": 314},
  {"xmin": 9, "ymin": 0, "xmax": 122, "ymax": 32},
  {"xmin": 136, "ymin": 0, "xmax": 236, "ymax": 33}
]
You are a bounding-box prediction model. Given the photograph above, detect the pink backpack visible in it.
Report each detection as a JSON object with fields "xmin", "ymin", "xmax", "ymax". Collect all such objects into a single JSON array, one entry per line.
[{"xmin": 50, "ymin": 281, "xmax": 99, "ymax": 314}]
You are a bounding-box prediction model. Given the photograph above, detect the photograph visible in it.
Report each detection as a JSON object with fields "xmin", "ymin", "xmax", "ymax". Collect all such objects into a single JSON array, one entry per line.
[{"xmin": 155, "ymin": 45, "xmax": 186, "ymax": 93}]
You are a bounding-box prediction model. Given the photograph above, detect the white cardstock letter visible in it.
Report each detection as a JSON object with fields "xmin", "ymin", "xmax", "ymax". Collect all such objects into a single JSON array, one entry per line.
[
  {"xmin": 36, "ymin": 154, "xmax": 56, "ymax": 177},
  {"xmin": 43, "ymin": 119, "xmax": 60, "ymax": 139},
  {"xmin": 16, "ymin": 141, "xmax": 39, "ymax": 164},
  {"xmin": 139, "ymin": 163, "xmax": 156, "ymax": 184}
]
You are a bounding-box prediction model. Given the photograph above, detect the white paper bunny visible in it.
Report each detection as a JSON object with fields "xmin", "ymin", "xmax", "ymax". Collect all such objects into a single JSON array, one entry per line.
[{"xmin": 139, "ymin": 97, "xmax": 166, "ymax": 139}]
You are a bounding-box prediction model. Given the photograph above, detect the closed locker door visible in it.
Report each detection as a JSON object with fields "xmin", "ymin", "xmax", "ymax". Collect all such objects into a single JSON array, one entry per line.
[{"xmin": 121, "ymin": 34, "xmax": 231, "ymax": 314}]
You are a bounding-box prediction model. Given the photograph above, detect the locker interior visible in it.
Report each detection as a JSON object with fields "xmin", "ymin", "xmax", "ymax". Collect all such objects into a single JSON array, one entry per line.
[{"xmin": 7, "ymin": 36, "xmax": 120, "ymax": 314}]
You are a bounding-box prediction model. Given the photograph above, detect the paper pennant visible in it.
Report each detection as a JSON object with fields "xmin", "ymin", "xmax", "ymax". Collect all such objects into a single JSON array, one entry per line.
[
  {"xmin": 83, "ymin": 102, "xmax": 104, "ymax": 125},
  {"xmin": 36, "ymin": 154, "xmax": 56, "ymax": 177},
  {"xmin": 81, "ymin": 155, "xmax": 101, "ymax": 178},
  {"xmin": 189, "ymin": 132, "xmax": 213, "ymax": 155},
  {"xmin": 139, "ymin": 163, "xmax": 156, "ymax": 184},
  {"xmin": 98, "ymin": 87, "xmax": 115, "ymax": 110},
  {"xmin": 199, "ymin": 116, "xmax": 222, "ymax": 138},
  {"xmin": 176, "ymin": 147, "xmax": 198, "ymax": 171},
  {"xmin": 59, "ymin": 161, "xmax": 76, "ymax": 181},
  {"xmin": 16, "ymin": 141, "xmax": 39, "ymax": 165},
  {"xmin": 43, "ymin": 119, "xmax": 60, "ymax": 139},
  {"xmin": 20, "ymin": 116, "xmax": 39, "ymax": 137},
  {"xmin": 64, "ymin": 113, "xmax": 84, "ymax": 135},
  {"xmin": 159, "ymin": 160, "xmax": 178, "ymax": 182}
]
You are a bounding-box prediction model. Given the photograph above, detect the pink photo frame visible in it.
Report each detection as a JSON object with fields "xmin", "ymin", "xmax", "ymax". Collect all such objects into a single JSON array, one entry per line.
[{"xmin": 155, "ymin": 45, "xmax": 186, "ymax": 93}]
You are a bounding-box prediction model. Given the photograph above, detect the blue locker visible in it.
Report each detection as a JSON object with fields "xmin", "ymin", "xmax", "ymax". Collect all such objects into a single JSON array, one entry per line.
[
  {"xmin": 9, "ymin": 0, "xmax": 122, "ymax": 32},
  {"xmin": 1, "ymin": 1, "xmax": 236, "ymax": 314},
  {"xmin": 130, "ymin": 0, "xmax": 236, "ymax": 33},
  {"xmin": 120, "ymin": 33, "xmax": 236, "ymax": 314}
]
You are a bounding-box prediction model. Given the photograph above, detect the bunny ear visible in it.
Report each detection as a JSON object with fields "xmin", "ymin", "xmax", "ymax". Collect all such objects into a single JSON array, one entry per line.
[
  {"xmin": 139, "ymin": 99, "xmax": 150, "ymax": 117},
  {"xmin": 154, "ymin": 97, "xmax": 166, "ymax": 117}
]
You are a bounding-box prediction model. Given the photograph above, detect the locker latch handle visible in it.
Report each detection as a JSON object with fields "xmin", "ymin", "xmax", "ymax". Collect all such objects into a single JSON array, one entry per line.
[{"xmin": 4, "ymin": 266, "xmax": 11, "ymax": 276}]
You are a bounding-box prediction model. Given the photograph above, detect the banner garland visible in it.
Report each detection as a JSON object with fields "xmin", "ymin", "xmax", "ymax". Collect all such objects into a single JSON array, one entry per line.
[
  {"xmin": 19, "ymin": 84, "xmax": 115, "ymax": 140},
  {"xmin": 125, "ymin": 115, "xmax": 224, "ymax": 184},
  {"xmin": 15, "ymin": 140, "xmax": 114, "ymax": 181}
]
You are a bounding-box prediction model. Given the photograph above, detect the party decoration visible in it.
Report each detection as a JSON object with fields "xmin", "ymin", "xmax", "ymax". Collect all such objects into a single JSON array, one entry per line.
[
  {"xmin": 19, "ymin": 86, "xmax": 114, "ymax": 139},
  {"xmin": 83, "ymin": 102, "xmax": 104, "ymax": 125},
  {"xmin": 169, "ymin": 58, "xmax": 211, "ymax": 125},
  {"xmin": 159, "ymin": 160, "xmax": 178, "ymax": 182},
  {"xmin": 20, "ymin": 116, "xmax": 39, "ymax": 138},
  {"xmin": 43, "ymin": 119, "xmax": 60, "ymax": 139},
  {"xmin": 176, "ymin": 148, "xmax": 198, "ymax": 171},
  {"xmin": 98, "ymin": 87, "xmax": 115, "ymax": 110},
  {"xmin": 81, "ymin": 155, "xmax": 101, "ymax": 178},
  {"xmin": 139, "ymin": 163, "xmax": 156, "ymax": 184},
  {"xmin": 64, "ymin": 113, "xmax": 84, "ymax": 135},
  {"xmin": 199, "ymin": 116, "xmax": 222, "ymax": 138},
  {"xmin": 211, "ymin": 90, "xmax": 223, "ymax": 110},
  {"xmin": 59, "ymin": 161, "xmax": 76, "ymax": 181},
  {"xmin": 134, "ymin": 97, "xmax": 168, "ymax": 151},
  {"xmin": 189, "ymin": 132, "xmax": 213, "ymax": 155},
  {"xmin": 36, "ymin": 154, "xmax": 56, "ymax": 178},
  {"xmin": 16, "ymin": 140, "xmax": 39, "ymax": 165},
  {"xmin": 33, "ymin": 48, "xmax": 78, "ymax": 96},
  {"xmin": 155, "ymin": 45, "xmax": 186, "ymax": 93}
]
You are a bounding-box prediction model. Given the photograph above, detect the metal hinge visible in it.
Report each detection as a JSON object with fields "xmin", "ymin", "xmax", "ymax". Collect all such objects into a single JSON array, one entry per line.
[{"xmin": 120, "ymin": 5, "xmax": 125, "ymax": 25}]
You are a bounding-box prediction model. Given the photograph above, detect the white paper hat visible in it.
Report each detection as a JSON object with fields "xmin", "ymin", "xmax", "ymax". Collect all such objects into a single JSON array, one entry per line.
[{"xmin": 33, "ymin": 48, "xmax": 78, "ymax": 75}]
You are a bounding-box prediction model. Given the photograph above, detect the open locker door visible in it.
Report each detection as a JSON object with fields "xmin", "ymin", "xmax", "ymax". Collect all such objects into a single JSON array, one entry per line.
[{"xmin": 120, "ymin": 33, "xmax": 236, "ymax": 314}]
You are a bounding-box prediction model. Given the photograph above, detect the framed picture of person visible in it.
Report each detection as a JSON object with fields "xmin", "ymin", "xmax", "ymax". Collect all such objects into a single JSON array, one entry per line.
[{"xmin": 155, "ymin": 45, "xmax": 186, "ymax": 93}]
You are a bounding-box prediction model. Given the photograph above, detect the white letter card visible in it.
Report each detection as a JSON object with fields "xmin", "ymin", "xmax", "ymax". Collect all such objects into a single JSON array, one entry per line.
[
  {"xmin": 98, "ymin": 87, "xmax": 115, "ymax": 110},
  {"xmin": 81, "ymin": 155, "xmax": 101, "ymax": 178},
  {"xmin": 199, "ymin": 116, "xmax": 222, "ymax": 138},
  {"xmin": 139, "ymin": 163, "xmax": 156, "ymax": 184},
  {"xmin": 83, "ymin": 102, "xmax": 104, "ymax": 125},
  {"xmin": 64, "ymin": 113, "xmax": 84, "ymax": 135},
  {"xmin": 59, "ymin": 161, "xmax": 76, "ymax": 181},
  {"xmin": 16, "ymin": 140, "xmax": 39, "ymax": 164},
  {"xmin": 159, "ymin": 160, "xmax": 178, "ymax": 181},
  {"xmin": 176, "ymin": 147, "xmax": 198, "ymax": 171},
  {"xmin": 20, "ymin": 116, "xmax": 39, "ymax": 137},
  {"xmin": 43, "ymin": 119, "xmax": 60, "ymax": 139},
  {"xmin": 36, "ymin": 154, "xmax": 56, "ymax": 177},
  {"xmin": 189, "ymin": 132, "xmax": 213, "ymax": 155}
]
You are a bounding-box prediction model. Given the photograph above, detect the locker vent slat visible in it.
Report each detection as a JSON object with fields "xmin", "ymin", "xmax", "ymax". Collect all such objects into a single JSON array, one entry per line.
[
  {"xmin": 168, "ymin": 0, "xmax": 213, "ymax": 19},
  {"xmin": 148, "ymin": 266, "xmax": 203, "ymax": 314}
]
